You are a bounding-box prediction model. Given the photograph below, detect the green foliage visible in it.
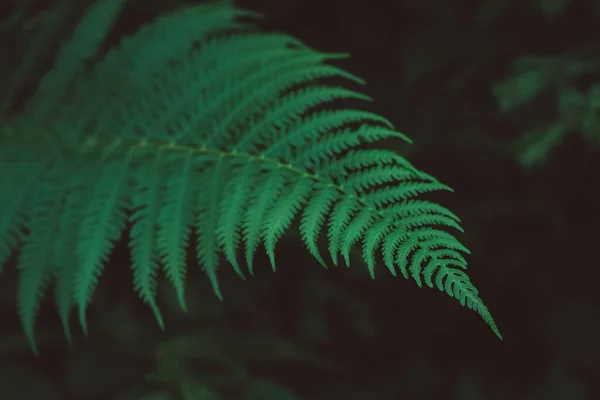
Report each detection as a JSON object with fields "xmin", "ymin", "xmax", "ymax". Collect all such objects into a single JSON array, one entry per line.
[
  {"xmin": 493, "ymin": 55, "xmax": 600, "ymax": 168},
  {"xmin": 581, "ymin": 82, "xmax": 600, "ymax": 141},
  {"xmin": 0, "ymin": 0, "xmax": 501, "ymax": 353}
]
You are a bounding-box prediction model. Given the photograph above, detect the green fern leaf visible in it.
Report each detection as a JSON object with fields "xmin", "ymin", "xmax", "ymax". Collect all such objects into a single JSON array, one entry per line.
[
  {"xmin": 215, "ymin": 163, "xmax": 256, "ymax": 279},
  {"xmin": 156, "ymin": 151, "xmax": 197, "ymax": 312},
  {"xmin": 299, "ymin": 184, "xmax": 339, "ymax": 268},
  {"xmin": 263, "ymin": 177, "xmax": 314, "ymax": 270},
  {"xmin": 242, "ymin": 167, "xmax": 287, "ymax": 274},
  {"xmin": 75, "ymin": 151, "xmax": 132, "ymax": 334},
  {"xmin": 130, "ymin": 149, "xmax": 165, "ymax": 330},
  {"xmin": 17, "ymin": 173, "xmax": 63, "ymax": 353},
  {"xmin": 196, "ymin": 157, "xmax": 229, "ymax": 299},
  {"xmin": 0, "ymin": 0, "xmax": 502, "ymax": 351}
]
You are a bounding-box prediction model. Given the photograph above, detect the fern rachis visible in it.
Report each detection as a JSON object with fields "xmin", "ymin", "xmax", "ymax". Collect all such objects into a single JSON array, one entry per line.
[{"xmin": 0, "ymin": 0, "xmax": 501, "ymax": 352}]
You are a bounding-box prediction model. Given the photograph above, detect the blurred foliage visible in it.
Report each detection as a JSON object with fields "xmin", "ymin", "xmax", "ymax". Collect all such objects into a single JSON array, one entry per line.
[
  {"xmin": 0, "ymin": 0, "xmax": 75, "ymax": 117},
  {"xmin": 1, "ymin": 0, "xmax": 599, "ymax": 399},
  {"xmin": 493, "ymin": 54, "xmax": 600, "ymax": 168}
]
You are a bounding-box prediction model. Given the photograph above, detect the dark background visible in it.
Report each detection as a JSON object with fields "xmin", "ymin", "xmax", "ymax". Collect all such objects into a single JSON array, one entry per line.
[{"xmin": 0, "ymin": 0, "xmax": 599, "ymax": 399}]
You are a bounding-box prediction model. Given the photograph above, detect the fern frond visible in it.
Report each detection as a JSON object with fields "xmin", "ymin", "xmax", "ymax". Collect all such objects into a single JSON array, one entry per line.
[{"xmin": 0, "ymin": 0, "xmax": 502, "ymax": 351}]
